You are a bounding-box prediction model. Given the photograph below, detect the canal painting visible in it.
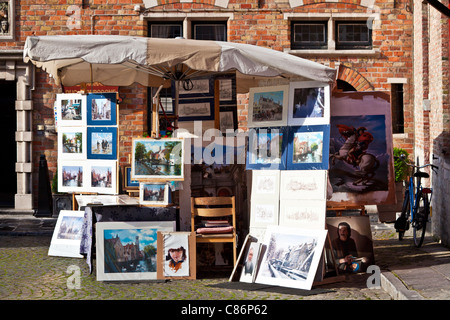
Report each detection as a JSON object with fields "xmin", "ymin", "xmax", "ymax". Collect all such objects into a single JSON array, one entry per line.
[
  {"xmin": 255, "ymin": 226, "xmax": 327, "ymax": 290},
  {"xmin": 132, "ymin": 138, "xmax": 184, "ymax": 180},
  {"xmin": 96, "ymin": 222, "xmax": 175, "ymax": 281}
]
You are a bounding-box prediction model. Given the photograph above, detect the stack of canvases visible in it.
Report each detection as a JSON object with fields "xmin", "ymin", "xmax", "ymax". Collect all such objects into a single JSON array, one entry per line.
[
  {"xmin": 241, "ymin": 81, "xmax": 331, "ymax": 290},
  {"xmin": 55, "ymin": 92, "xmax": 119, "ymax": 195}
]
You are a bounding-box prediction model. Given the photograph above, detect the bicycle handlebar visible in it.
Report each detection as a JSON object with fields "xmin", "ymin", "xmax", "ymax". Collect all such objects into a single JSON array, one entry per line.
[{"xmin": 394, "ymin": 155, "xmax": 439, "ymax": 172}]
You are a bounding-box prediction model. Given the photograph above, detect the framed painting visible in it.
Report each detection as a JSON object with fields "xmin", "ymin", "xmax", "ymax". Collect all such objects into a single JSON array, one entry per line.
[
  {"xmin": 178, "ymin": 98, "xmax": 215, "ymax": 121},
  {"xmin": 131, "ymin": 138, "xmax": 184, "ymax": 180},
  {"xmin": 255, "ymin": 225, "xmax": 327, "ymax": 290},
  {"xmin": 96, "ymin": 221, "xmax": 176, "ymax": 281},
  {"xmin": 121, "ymin": 165, "xmax": 139, "ymax": 191},
  {"xmin": 286, "ymin": 125, "xmax": 330, "ymax": 170},
  {"xmin": 248, "ymin": 85, "xmax": 289, "ymax": 127},
  {"xmin": 251, "ymin": 170, "xmax": 280, "ymax": 200},
  {"xmin": 86, "ymin": 92, "xmax": 117, "ymax": 126},
  {"xmin": 176, "ymin": 77, "xmax": 214, "ymax": 99},
  {"xmin": 48, "ymin": 210, "xmax": 85, "ymax": 258},
  {"xmin": 288, "ymin": 81, "xmax": 330, "ymax": 126},
  {"xmin": 87, "ymin": 126, "xmax": 117, "ymax": 160},
  {"xmin": 246, "ymin": 127, "xmax": 288, "ymax": 170},
  {"xmin": 219, "ymin": 106, "xmax": 237, "ymax": 134},
  {"xmin": 57, "ymin": 126, "xmax": 87, "ymax": 160},
  {"xmin": 86, "ymin": 160, "xmax": 118, "ymax": 195},
  {"xmin": 156, "ymin": 231, "xmax": 196, "ymax": 280},
  {"xmin": 328, "ymin": 91, "xmax": 395, "ymax": 206},
  {"xmin": 249, "ymin": 198, "xmax": 279, "ymax": 228},
  {"xmin": 58, "ymin": 161, "xmax": 87, "ymax": 193},
  {"xmin": 279, "ymin": 199, "xmax": 327, "ymax": 229},
  {"xmin": 55, "ymin": 93, "xmax": 86, "ymax": 126},
  {"xmin": 280, "ymin": 170, "xmax": 327, "ymax": 200},
  {"xmin": 139, "ymin": 182, "xmax": 170, "ymax": 206}
]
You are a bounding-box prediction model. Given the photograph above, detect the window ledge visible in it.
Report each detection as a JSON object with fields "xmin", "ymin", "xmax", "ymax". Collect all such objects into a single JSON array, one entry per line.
[{"xmin": 286, "ymin": 49, "xmax": 381, "ymax": 57}]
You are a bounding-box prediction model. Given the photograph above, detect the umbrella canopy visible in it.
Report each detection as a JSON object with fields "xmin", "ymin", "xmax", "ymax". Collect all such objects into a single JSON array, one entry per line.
[{"xmin": 23, "ymin": 35, "xmax": 336, "ymax": 93}]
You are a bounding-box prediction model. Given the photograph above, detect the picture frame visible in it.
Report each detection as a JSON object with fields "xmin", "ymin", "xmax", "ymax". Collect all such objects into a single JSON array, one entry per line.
[
  {"xmin": 251, "ymin": 170, "xmax": 280, "ymax": 200},
  {"xmin": 48, "ymin": 210, "xmax": 85, "ymax": 258},
  {"xmin": 86, "ymin": 92, "xmax": 117, "ymax": 126},
  {"xmin": 286, "ymin": 125, "xmax": 330, "ymax": 170},
  {"xmin": 131, "ymin": 138, "xmax": 184, "ymax": 181},
  {"xmin": 250, "ymin": 198, "xmax": 280, "ymax": 228},
  {"xmin": 178, "ymin": 98, "xmax": 215, "ymax": 121},
  {"xmin": 122, "ymin": 165, "xmax": 139, "ymax": 191},
  {"xmin": 96, "ymin": 221, "xmax": 176, "ymax": 281},
  {"xmin": 156, "ymin": 231, "xmax": 197, "ymax": 280},
  {"xmin": 288, "ymin": 81, "xmax": 330, "ymax": 126},
  {"xmin": 279, "ymin": 199, "xmax": 327, "ymax": 229},
  {"xmin": 280, "ymin": 170, "xmax": 328, "ymax": 200},
  {"xmin": 86, "ymin": 160, "xmax": 118, "ymax": 195},
  {"xmin": 246, "ymin": 127, "xmax": 288, "ymax": 170},
  {"xmin": 87, "ymin": 126, "xmax": 117, "ymax": 160},
  {"xmin": 55, "ymin": 93, "xmax": 86, "ymax": 126},
  {"xmin": 176, "ymin": 77, "xmax": 214, "ymax": 99},
  {"xmin": 219, "ymin": 106, "xmax": 237, "ymax": 134},
  {"xmin": 139, "ymin": 182, "xmax": 170, "ymax": 206},
  {"xmin": 58, "ymin": 160, "xmax": 87, "ymax": 193},
  {"xmin": 57, "ymin": 126, "xmax": 87, "ymax": 160},
  {"xmin": 255, "ymin": 225, "xmax": 328, "ymax": 290},
  {"xmin": 217, "ymin": 74, "xmax": 236, "ymax": 106},
  {"xmin": 239, "ymin": 239, "xmax": 262, "ymax": 283},
  {"xmin": 248, "ymin": 85, "xmax": 289, "ymax": 127}
]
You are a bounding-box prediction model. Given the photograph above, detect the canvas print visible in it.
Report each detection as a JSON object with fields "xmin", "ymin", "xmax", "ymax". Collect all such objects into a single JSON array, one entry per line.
[
  {"xmin": 280, "ymin": 170, "xmax": 327, "ymax": 200},
  {"xmin": 251, "ymin": 170, "xmax": 280, "ymax": 199},
  {"xmin": 87, "ymin": 92, "xmax": 117, "ymax": 126},
  {"xmin": 58, "ymin": 161, "xmax": 86, "ymax": 193},
  {"xmin": 288, "ymin": 81, "xmax": 330, "ymax": 125},
  {"xmin": 58, "ymin": 126, "xmax": 86, "ymax": 160},
  {"xmin": 48, "ymin": 210, "xmax": 85, "ymax": 258},
  {"xmin": 246, "ymin": 127, "xmax": 288, "ymax": 170},
  {"xmin": 178, "ymin": 98, "xmax": 214, "ymax": 121},
  {"xmin": 87, "ymin": 160, "xmax": 117, "ymax": 194},
  {"xmin": 96, "ymin": 221, "xmax": 175, "ymax": 281},
  {"xmin": 328, "ymin": 92, "xmax": 395, "ymax": 206},
  {"xmin": 255, "ymin": 226, "xmax": 327, "ymax": 290},
  {"xmin": 139, "ymin": 182, "xmax": 169, "ymax": 205},
  {"xmin": 87, "ymin": 126, "xmax": 117, "ymax": 160},
  {"xmin": 248, "ymin": 85, "xmax": 289, "ymax": 127},
  {"xmin": 326, "ymin": 216, "xmax": 375, "ymax": 273},
  {"xmin": 132, "ymin": 138, "xmax": 184, "ymax": 180},
  {"xmin": 279, "ymin": 199, "xmax": 326, "ymax": 229},
  {"xmin": 56, "ymin": 93, "xmax": 86, "ymax": 126},
  {"xmin": 287, "ymin": 125, "xmax": 330, "ymax": 170}
]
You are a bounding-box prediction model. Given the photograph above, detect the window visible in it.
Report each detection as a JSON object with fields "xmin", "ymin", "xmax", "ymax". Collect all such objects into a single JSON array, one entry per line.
[
  {"xmin": 335, "ymin": 21, "xmax": 372, "ymax": 50},
  {"xmin": 391, "ymin": 84, "xmax": 404, "ymax": 134},
  {"xmin": 149, "ymin": 22, "xmax": 183, "ymax": 38},
  {"xmin": 192, "ymin": 21, "xmax": 227, "ymax": 41},
  {"xmin": 291, "ymin": 21, "xmax": 327, "ymax": 49}
]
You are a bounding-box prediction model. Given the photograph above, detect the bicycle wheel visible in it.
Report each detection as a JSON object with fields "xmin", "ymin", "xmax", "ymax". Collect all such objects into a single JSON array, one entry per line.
[
  {"xmin": 413, "ymin": 191, "xmax": 429, "ymax": 247},
  {"xmin": 396, "ymin": 190, "xmax": 410, "ymax": 241}
]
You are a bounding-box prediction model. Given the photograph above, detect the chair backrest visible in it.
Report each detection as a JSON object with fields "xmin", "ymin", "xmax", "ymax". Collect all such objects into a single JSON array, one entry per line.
[{"xmin": 191, "ymin": 196, "xmax": 236, "ymax": 231}]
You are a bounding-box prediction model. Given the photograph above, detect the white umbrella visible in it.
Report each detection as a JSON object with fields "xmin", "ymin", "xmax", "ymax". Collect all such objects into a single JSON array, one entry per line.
[{"xmin": 23, "ymin": 35, "xmax": 336, "ymax": 93}]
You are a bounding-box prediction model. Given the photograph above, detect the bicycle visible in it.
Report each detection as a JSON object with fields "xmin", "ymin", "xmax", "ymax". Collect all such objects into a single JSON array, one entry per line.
[{"xmin": 394, "ymin": 154, "xmax": 438, "ymax": 247}]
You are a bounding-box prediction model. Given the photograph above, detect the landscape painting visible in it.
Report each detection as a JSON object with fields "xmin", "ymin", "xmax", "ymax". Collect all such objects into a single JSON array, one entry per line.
[
  {"xmin": 248, "ymin": 85, "xmax": 289, "ymax": 127},
  {"xmin": 58, "ymin": 161, "xmax": 86, "ymax": 193}
]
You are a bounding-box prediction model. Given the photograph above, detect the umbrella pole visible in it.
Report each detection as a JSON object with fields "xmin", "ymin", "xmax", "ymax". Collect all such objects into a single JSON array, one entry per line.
[
  {"xmin": 174, "ymin": 80, "xmax": 179, "ymax": 135},
  {"xmin": 151, "ymin": 84, "xmax": 164, "ymax": 139}
]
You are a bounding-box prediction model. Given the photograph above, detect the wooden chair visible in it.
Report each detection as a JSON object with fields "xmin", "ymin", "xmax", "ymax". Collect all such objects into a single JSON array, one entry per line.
[{"xmin": 191, "ymin": 196, "xmax": 237, "ymax": 266}]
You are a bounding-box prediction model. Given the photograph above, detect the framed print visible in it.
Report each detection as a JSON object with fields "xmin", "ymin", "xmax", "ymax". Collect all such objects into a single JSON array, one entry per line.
[
  {"xmin": 239, "ymin": 240, "xmax": 262, "ymax": 283},
  {"xmin": 86, "ymin": 92, "xmax": 117, "ymax": 126},
  {"xmin": 55, "ymin": 93, "xmax": 86, "ymax": 126},
  {"xmin": 219, "ymin": 106, "xmax": 237, "ymax": 134},
  {"xmin": 255, "ymin": 225, "xmax": 327, "ymax": 290},
  {"xmin": 156, "ymin": 232, "xmax": 196, "ymax": 280},
  {"xmin": 178, "ymin": 98, "xmax": 214, "ymax": 121},
  {"xmin": 96, "ymin": 221, "xmax": 175, "ymax": 281},
  {"xmin": 288, "ymin": 81, "xmax": 330, "ymax": 126},
  {"xmin": 139, "ymin": 182, "xmax": 169, "ymax": 205},
  {"xmin": 280, "ymin": 170, "xmax": 327, "ymax": 200},
  {"xmin": 251, "ymin": 170, "xmax": 280, "ymax": 200},
  {"xmin": 58, "ymin": 161, "xmax": 87, "ymax": 193},
  {"xmin": 122, "ymin": 166, "xmax": 139, "ymax": 191},
  {"xmin": 246, "ymin": 127, "xmax": 288, "ymax": 170},
  {"xmin": 287, "ymin": 125, "xmax": 330, "ymax": 170},
  {"xmin": 176, "ymin": 77, "xmax": 213, "ymax": 98},
  {"xmin": 57, "ymin": 126, "xmax": 87, "ymax": 160},
  {"xmin": 248, "ymin": 85, "xmax": 289, "ymax": 127},
  {"xmin": 87, "ymin": 126, "xmax": 117, "ymax": 160},
  {"xmin": 279, "ymin": 199, "xmax": 326, "ymax": 229},
  {"xmin": 132, "ymin": 138, "xmax": 184, "ymax": 180},
  {"xmin": 48, "ymin": 210, "xmax": 85, "ymax": 258},
  {"xmin": 86, "ymin": 160, "xmax": 118, "ymax": 194},
  {"xmin": 249, "ymin": 198, "xmax": 279, "ymax": 228},
  {"xmin": 217, "ymin": 74, "xmax": 236, "ymax": 106}
]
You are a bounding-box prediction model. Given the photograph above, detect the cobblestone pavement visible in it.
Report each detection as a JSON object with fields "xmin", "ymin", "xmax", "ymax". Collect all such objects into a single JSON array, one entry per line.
[{"xmin": 0, "ymin": 235, "xmax": 392, "ymax": 301}]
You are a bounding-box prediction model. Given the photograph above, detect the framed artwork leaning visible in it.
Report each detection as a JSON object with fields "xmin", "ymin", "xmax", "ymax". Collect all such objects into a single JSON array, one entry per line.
[
  {"xmin": 139, "ymin": 182, "xmax": 170, "ymax": 206},
  {"xmin": 48, "ymin": 210, "xmax": 85, "ymax": 258}
]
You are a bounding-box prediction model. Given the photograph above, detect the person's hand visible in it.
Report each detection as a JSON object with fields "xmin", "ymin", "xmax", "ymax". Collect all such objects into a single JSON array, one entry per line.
[{"xmin": 344, "ymin": 255, "xmax": 354, "ymax": 264}]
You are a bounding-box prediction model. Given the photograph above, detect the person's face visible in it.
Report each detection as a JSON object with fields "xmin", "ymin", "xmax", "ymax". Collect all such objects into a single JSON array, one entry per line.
[
  {"xmin": 169, "ymin": 249, "xmax": 184, "ymax": 262},
  {"xmin": 247, "ymin": 250, "xmax": 253, "ymax": 262},
  {"xmin": 338, "ymin": 225, "xmax": 349, "ymax": 241}
]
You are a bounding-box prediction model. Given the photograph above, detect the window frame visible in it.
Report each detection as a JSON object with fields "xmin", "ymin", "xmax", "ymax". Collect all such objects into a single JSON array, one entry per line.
[
  {"xmin": 291, "ymin": 21, "xmax": 328, "ymax": 50},
  {"xmin": 335, "ymin": 20, "xmax": 373, "ymax": 50},
  {"xmin": 191, "ymin": 21, "xmax": 227, "ymax": 41}
]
